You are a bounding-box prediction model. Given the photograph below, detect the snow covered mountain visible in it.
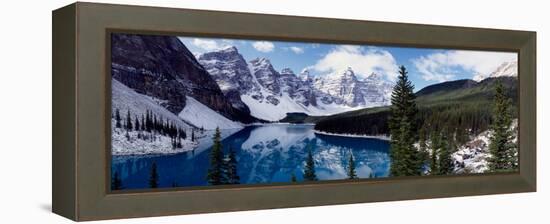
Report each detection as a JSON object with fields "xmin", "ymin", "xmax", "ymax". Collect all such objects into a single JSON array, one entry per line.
[
  {"xmin": 197, "ymin": 46, "xmax": 258, "ymax": 112},
  {"xmin": 314, "ymin": 68, "xmax": 392, "ymax": 107},
  {"xmin": 111, "ymin": 34, "xmax": 257, "ymax": 127},
  {"xmin": 198, "ymin": 47, "xmax": 394, "ymax": 121},
  {"xmin": 473, "ymin": 61, "xmax": 518, "ymax": 81}
]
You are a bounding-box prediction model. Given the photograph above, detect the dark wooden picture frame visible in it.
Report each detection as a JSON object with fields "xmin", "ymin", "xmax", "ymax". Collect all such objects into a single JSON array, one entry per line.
[{"xmin": 53, "ymin": 2, "xmax": 536, "ymax": 221}]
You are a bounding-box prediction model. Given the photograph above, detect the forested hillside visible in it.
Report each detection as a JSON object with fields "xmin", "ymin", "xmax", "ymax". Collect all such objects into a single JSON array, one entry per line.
[{"xmin": 314, "ymin": 76, "xmax": 518, "ymax": 144}]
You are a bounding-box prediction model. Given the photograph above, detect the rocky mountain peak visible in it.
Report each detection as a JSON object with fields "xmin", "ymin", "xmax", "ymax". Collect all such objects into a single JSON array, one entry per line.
[
  {"xmin": 343, "ymin": 67, "xmax": 355, "ymax": 75},
  {"xmin": 220, "ymin": 45, "xmax": 238, "ymax": 53},
  {"xmin": 280, "ymin": 68, "xmax": 296, "ymax": 76},
  {"xmin": 490, "ymin": 61, "xmax": 518, "ymax": 78},
  {"xmin": 199, "ymin": 46, "xmax": 242, "ymax": 62},
  {"xmin": 249, "ymin": 57, "xmax": 281, "ymax": 94},
  {"xmin": 299, "ymin": 68, "xmax": 313, "ymax": 82},
  {"xmin": 364, "ymin": 72, "xmax": 382, "ymax": 83},
  {"xmin": 473, "ymin": 60, "xmax": 518, "ymax": 81}
]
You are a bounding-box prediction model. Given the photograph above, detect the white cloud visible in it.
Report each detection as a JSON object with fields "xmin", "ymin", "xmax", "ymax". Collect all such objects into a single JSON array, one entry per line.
[
  {"xmin": 252, "ymin": 41, "xmax": 275, "ymax": 53},
  {"xmin": 289, "ymin": 46, "xmax": 304, "ymax": 54},
  {"xmin": 313, "ymin": 45, "xmax": 399, "ymax": 81},
  {"xmin": 412, "ymin": 50, "xmax": 517, "ymax": 83},
  {"xmin": 190, "ymin": 38, "xmax": 230, "ymax": 51}
]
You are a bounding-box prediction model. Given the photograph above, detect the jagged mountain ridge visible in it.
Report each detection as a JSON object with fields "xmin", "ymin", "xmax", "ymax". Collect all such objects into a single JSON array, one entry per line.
[
  {"xmin": 198, "ymin": 47, "xmax": 394, "ymax": 121},
  {"xmin": 111, "ymin": 34, "xmax": 257, "ymax": 124}
]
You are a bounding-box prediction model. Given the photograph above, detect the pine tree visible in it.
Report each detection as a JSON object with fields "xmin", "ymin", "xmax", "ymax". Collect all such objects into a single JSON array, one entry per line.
[
  {"xmin": 111, "ymin": 171, "xmax": 123, "ymax": 190},
  {"xmin": 148, "ymin": 162, "xmax": 159, "ymax": 188},
  {"xmin": 207, "ymin": 127, "xmax": 226, "ymax": 185},
  {"xmin": 141, "ymin": 114, "xmax": 145, "ymax": 131},
  {"xmin": 176, "ymin": 137, "xmax": 182, "ymax": 148},
  {"xmin": 418, "ymin": 127, "xmax": 429, "ymax": 164},
  {"xmin": 488, "ymin": 81, "xmax": 517, "ymax": 172},
  {"xmin": 180, "ymin": 128, "xmax": 187, "ymax": 140},
  {"xmin": 145, "ymin": 110, "xmax": 152, "ymax": 132},
  {"xmin": 115, "ymin": 109, "xmax": 121, "ymax": 128},
  {"xmin": 429, "ymin": 131, "xmax": 440, "ymax": 175},
  {"xmin": 303, "ymin": 146, "xmax": 317, "ymax": 181},
  {"xmin": 153, "ymin": 114, "xmax": 157, "ymax": 132},
  {"xmin": 126, "ymin": 109, "xmax": 133, "ymax": 130},
  {"xmin": 347, "ymin": 154, "xmax": 358, "ymax": 179},
  {"xmin": 225, "ymin": 147, "xmax": 240, "ymax": 184},
  {"xmin": 134, "ymin": 116, "xmax": 140, "ymax": 131},
  {"xmin": 388, "ymin": 66, "xmax": 422, "ymax": 176},
  {"xmin": 437, "ymin": 130, "xmax": 454, "ymax": 175}
]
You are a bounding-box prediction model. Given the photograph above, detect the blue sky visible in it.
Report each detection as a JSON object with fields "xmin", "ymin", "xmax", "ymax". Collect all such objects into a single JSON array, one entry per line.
[{"xmin": 178, "ymin": 36, "xmax": 517, "ymax": 91}]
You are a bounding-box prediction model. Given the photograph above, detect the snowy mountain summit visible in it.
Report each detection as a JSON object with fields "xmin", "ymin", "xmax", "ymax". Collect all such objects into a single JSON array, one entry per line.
[
  {"xmin": 314, "ymin": 67, "xmax": 392, "ymax": 107},
  {"xmin": 198, "ymin": 47, "xmax": 394, "ymax": 121},
  {"xmin": 473, "ymin": 61, "xmax": 518, "ymax": 81}
]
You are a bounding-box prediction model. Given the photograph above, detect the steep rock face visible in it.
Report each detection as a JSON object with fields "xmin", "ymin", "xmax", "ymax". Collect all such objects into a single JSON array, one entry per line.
[
  {"xmin": 361, "ymin": 73, "xmax": 393, "ymax": 106},
  {"xmin": 249, "ymin": 58, "xmax": 282, "ymax": 95},
  {"xmin": 111, "ymin": 33, "xmax": 255, "ymax": 123},
  {"xmin": 198, "ymin": 46, "xmax": 256, "ymax": 112},
  {"xmin": 279, "ymin": 68, "xmax": 317, "ymax": 107}
]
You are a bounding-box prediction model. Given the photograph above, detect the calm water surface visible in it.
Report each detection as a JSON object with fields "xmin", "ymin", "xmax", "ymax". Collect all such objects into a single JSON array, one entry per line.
[{"xmin": 112, "ymin": 124, "xmax": 390, "ymax": 189}]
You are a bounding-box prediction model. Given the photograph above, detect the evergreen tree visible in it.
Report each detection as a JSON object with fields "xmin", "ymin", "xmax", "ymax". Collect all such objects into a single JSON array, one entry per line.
[
  {"xmin": 111, "ymin": 171, "xmax": 123, "ymax": 190},
  {"xmin": 146, "ymin": 110, "xmax": 152, "ymax": 132},
  {"xmin": 437, "ymin": 130, "xmax": 454, "ymax": 175},
  {"xmin": 180, "ymin": 128, "xmax": 187, "ymax": 140},
  {"xmin": 134, "ymin": 116, "xmax": 140, "ymax": 131},
  {"xmin": 115, "ymin": 109, "xmax": 121, "ymax": 128},
  {"xmin": 429, "ymin": 131, "xmax": 440, "ymax": 175},
  {"xmin": 141, "ymin": 114, "xmax": 145, "ymax": 131},
  {"xmin": 148, "ymin": 162, "xmax": 159, "ymax": 188},
  {"xmin": 176, "ymin": 137, "xmax": 182, "ymax": 148},
  {"xmin": 126, "ymin": 109, "xmax": 133, "ymax": 130},
  {"xmin": 347, "ymin": 154, "xmax": 358, "ymax": 179},
  {"xmin": 225, "ymin": 147, "xmax": 240, "ymax": 184},
  {"xmin": 418, "ymin": 127, "xmax": 429, "ymax": 164},
  {"xmin": 153, "ymin": 114, "xmax": 158, "ymax": 133},
  {"xmin": 207, "ymin": 127, "xmax": 226, "ymax": 185},
  {"xmin": 303, "ymin": 146, "xmax": 317, "ymax": 181},
  {"xmin": 388, "ymin": 66, "xmax": 422, "ymax": 176},
  {"xmin": 488, "ymin": 81, "xmax": 517, "ymax": 172},
  {"xmin": 291, "ymin": 173, "xmax": 297, "ymax": 182}
]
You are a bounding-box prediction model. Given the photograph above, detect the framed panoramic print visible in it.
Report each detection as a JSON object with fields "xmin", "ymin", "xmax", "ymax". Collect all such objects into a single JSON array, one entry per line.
[{"xmin": 52, "ymin": 2, "xmax": 536, "ymax": 221}]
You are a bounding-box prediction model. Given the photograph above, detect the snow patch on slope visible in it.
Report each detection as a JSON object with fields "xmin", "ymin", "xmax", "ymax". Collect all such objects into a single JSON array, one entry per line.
[
  {"xmin": 112, "ymin": 79, "xmax": 192, "ymax": 129},
  {"xmin": 452, "ymin": 119, "xmax": 518, "ymax": 173},
  {"xmin": 178, "ymin": 96, "xmax": 243, "ymax": 130},
  {"xmin": 111, "ymin": 79, "xmax": 199, "ymax": 155}
]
